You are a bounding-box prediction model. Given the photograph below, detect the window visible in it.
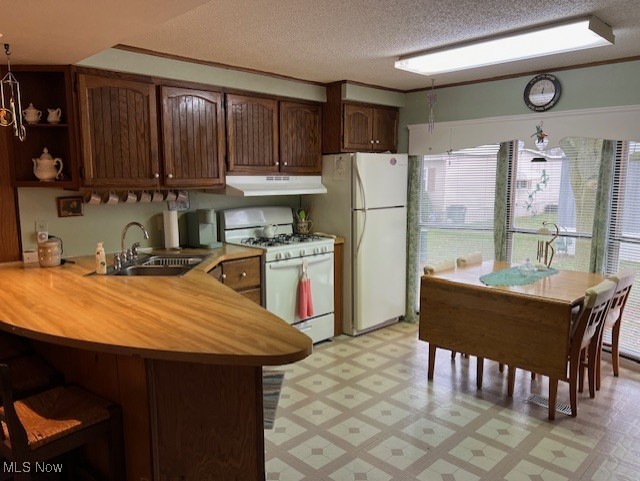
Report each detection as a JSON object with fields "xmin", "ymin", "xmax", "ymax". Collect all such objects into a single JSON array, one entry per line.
[
  {"xmin": 418, "ymin": 144, "xmax": 499, "ymax": 269},
  {"xmin": 605, "ymin": 141, "xmax": 640, "ymax": 357},
  {"xmin": 507, "ymin": 138, "xmax": 603, "ymax": 271}
]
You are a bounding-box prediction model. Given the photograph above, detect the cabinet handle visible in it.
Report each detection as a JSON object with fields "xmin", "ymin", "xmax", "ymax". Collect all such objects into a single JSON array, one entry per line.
[
  {"xmin": 221, "ymin": 273, "xmax": 227, "ymax": 281},
  {"xmin": 167, "ymin": 173, "xmax": 174, "ymax": 179},
  {"xmin": 283, "ymin": 162, "xmax": 288, "ymax": 166},
  {"xmin": 376, "ymin": 140, "xmax": 380, "ymax": 144},
  {"xmin": 370, "ymin": 140, "xmax": 374, "ymax": 144},
  {"xmin": 275, "ymin": 162, "xmax": 280, "ymax": 166},
  {"xmin": 241, "ymin": 271, "xmax": 247, "ymax": 278},
  {"xmin": 154, "ymin": 173, "xmax": 160, "ymax": 179}
]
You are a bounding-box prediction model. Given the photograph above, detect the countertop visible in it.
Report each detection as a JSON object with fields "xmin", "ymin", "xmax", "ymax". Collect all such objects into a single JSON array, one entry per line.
[{"xmin": 0, "ymin": 244, "xmax": 312, "ymax": 366}]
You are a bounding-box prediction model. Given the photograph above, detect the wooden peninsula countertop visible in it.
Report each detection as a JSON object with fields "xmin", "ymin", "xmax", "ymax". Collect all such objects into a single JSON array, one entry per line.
[{"xmin": 0, "ymin": 244, "xmax": 312, "ymax": 366}]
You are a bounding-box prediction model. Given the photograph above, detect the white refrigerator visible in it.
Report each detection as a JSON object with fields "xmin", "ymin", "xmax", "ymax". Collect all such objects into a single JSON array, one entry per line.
[{"xmin": 305, "ymin": 153, "xmax": 408, "ymax": 335}]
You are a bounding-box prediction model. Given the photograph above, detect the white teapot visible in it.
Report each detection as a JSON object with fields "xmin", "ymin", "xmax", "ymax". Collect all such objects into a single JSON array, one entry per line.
[
  {"xmin": 33, "ymin": 148, "xmax": 63, "ymax": 181},
  {"xmin": 47, "ymin": 107, "xmax": 62, "ymax": 124},
  {"xmin": 22, "ymin": 103, "xmax": 42, "ymax": 124}
]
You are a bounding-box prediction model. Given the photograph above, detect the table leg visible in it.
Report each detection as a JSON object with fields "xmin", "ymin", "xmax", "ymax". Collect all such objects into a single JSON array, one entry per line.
[
  {"xmin": 507, "ymin": 366, "xmax": 515, "ymax": 397},
  {"xmin": 548, "ymin": 377, "xmax": 558, "ymax": 421},
  {"xmin": 428, "ymin": 344, "xmax": 436, "ymax": 380},
  {"xmin": 476, "ymin": 357, "xmax": 484, "ymax": 390}
]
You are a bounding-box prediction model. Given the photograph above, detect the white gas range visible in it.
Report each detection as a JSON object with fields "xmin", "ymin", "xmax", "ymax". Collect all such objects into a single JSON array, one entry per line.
[{"xmin": 220, "ymin": 206, "xmax": 334, "ymax": 344}]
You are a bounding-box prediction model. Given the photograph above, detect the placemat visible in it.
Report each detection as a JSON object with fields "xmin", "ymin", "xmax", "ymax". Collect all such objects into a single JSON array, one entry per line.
[{"xmin": 480, "ymin": 266, "xmax": 558, "ymax": 286}]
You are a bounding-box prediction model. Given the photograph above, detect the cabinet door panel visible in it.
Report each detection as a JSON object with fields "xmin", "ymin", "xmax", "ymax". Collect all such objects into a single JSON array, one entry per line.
[
  {"xmin": 280, "ymin": 102, "xmax": 321, "ymax": 173},
  {"xmin": 343, "ymin": 104, "xmax": 373, "ymax": 151},
  {"xmin": 373, "ymin": 107, "xmax": 399, "ymax": 152},
  {"xmin": 78, "ymin": 74, "xmax": 159, "ymax": 188},
  {"xmin": 161, "ymin": 86, "xmax": 225, "ymax": 188},
  {"xmin": 226, "ymin": 95, "xmax": 278, "ymax": 173}
]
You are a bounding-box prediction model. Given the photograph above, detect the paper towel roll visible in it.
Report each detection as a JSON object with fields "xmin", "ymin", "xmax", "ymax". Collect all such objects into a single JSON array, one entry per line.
[{"xmin": 163, "ymin": 210, "xmax": 180, "ymax": 249}]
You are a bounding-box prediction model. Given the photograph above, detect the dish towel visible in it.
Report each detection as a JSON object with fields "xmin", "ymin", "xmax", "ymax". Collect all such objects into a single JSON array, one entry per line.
[{"xmin": 298, "ymin": 261, "xmax": 314, "ymax": 320}]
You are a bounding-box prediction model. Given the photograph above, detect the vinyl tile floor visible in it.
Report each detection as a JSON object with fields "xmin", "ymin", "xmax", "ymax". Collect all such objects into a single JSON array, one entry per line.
[{"xmin": 265, "ymin": 322, "xmax": 640, "ymax": 481}]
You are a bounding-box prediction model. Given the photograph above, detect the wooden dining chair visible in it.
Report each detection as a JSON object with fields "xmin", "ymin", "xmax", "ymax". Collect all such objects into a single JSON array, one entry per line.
[
  {"xmin": 596, "ymin": 268, "xmax": 636, "ymax": 389},
  {"xmin": 511, "ymin": 279, "xmax": 616, "ymax": 420},
  {"xmin": 0, "ymin": 363, "xmax": 125, "ymax": 481}
]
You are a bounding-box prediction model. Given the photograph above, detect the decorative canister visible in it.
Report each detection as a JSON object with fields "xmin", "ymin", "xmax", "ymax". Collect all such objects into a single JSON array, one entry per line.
[{"xmin": 38, "ymin": 238, "xmax": 63, "ymax": 267}]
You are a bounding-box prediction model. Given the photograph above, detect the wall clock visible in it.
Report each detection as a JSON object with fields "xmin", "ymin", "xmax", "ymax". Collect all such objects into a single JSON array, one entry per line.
[{"xmin": 524, "ymin": 74, "xmax": 561, "ymax": 112}]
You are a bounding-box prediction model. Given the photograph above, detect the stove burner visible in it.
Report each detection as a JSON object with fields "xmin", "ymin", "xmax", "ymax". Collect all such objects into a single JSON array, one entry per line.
[{"xmin": 241, "ymin": 233, "xmax": 323, "ymax": 247}]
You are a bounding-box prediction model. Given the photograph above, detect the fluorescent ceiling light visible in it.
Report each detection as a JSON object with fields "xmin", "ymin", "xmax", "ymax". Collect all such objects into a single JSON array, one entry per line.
[{"xmin": 395, "ymin": 16, "xmax": 614, "ymax": 76}]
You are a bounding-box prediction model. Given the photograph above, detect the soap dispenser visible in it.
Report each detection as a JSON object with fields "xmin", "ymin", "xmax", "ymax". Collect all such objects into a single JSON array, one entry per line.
[{"xmin": 96, "ymin": 242, "xmax": 107, "ymax": 274}]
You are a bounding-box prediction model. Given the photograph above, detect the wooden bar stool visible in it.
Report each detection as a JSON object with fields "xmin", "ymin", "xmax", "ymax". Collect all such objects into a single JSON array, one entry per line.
[{"xmin": 0, "ymin": 364, "xmax": 125, "ymax": 481}]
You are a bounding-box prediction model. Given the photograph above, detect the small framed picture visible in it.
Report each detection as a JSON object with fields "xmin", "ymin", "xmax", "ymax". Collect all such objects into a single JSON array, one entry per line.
[{"xmin": 56, "ymin": 196, "xmax": 84, "ymax": 217}]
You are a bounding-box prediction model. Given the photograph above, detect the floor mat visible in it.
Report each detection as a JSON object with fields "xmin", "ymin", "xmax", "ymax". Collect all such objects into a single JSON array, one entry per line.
[{"xmin": 263, "ymin": 370, "xmax": 285, "ymax": 429}]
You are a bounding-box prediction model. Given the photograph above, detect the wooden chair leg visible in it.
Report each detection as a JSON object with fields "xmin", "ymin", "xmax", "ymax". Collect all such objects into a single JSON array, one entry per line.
[
  {"xmin": 531, "ymin": 372, "xmax": 536, "ymax": 380},
  {"xmin": 499, "ymin": 363, "xmax": 504, "ymax": 373},
  {"xmin": 476, "ymin": 357, "xmax": 484, "ymax": 390},
  {"xmin": 612, "ymin": 321, "xmax": 621, "ymax": 377},
  {"xmin": 596, "ymin": 331, "xmax": 602, "ymax": 392},
  {"xmin": 588, "ymin": 338, "xmax": 599, "ymax": 399},
  {"xmin": 507, "ymin": 366, "xmax": 515, "ymax": 397},
  {"xmin": 428, "ymin": 344, "xmax": 436, "ymax": 380},
  {"xmin": 548, "ymin": 377, "xmax": 558, "ymax": 421},
  {"xmin": 569, "ymin": 358, "xmax": 580, "ymax": 417},
  {"xmin": 578, "ymin": 349, "xmax": 585, "ymax": 394},
  {"xmin": 451, "ymin": 350, "xmax": 457, "ymax": 360}
]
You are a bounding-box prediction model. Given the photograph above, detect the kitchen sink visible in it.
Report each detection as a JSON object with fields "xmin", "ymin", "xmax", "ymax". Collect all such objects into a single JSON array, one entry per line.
[{"xmin": 107, "ymin": 254, "xmax": 207, "ymax": 276}]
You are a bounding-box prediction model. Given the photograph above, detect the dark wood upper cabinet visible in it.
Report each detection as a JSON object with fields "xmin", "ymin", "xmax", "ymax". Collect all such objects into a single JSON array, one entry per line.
[
  {"xmin": 161, "ymin": 86, "xmax": 225, "ymax": 188},
  {"xmin": 226, "ymin": 94, "xmax": 279, "ymax": 173},
  {"xmin": 279, "ymin": 101, "xmax": 322, "ymax": 173},
  {"xmin": 373, "ymin": 106, "xmax": 399, "ymax": 152},
  {"xmin": 343, "ymin": 104, "xmax": 375, "ymax": 151},
  {"xmin": 322, "ymin": 82, "xmax": 399, "ymax": 154},
  {"xmin": 6, "ymin": 66, "xmax": 78, "ymax": 188},
  {"xmin": 77, "ymin": 74, "xmax": 160, "ymax": 188}
]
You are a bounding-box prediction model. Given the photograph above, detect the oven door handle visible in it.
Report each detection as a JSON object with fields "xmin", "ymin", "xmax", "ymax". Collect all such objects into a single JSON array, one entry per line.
[{"xmin": 267, "ymin": 255, "xmax": 332, "ymax": 270}]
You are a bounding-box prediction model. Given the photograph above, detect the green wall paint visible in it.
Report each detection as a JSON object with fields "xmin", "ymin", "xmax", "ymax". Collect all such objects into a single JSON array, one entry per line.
[
  {"xmin": 78, "ymin": 49, "xmax": 327, "ymax": 102},
  {"xmin": 398, "ymin": 60, "xmax": 640, "ymax": 152},
  {"xmin": 343, "ymin": 83, "xmax": 406, "ymax": 107},
  {"xmin": 18, "ymin": 188, "xmax": 298, "ymax": 257}
]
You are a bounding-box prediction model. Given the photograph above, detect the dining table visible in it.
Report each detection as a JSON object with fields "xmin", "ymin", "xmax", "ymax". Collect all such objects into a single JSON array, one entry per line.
[{"xmin": 419, "ymin": 261, "xmax": 605, "ymax": 415}]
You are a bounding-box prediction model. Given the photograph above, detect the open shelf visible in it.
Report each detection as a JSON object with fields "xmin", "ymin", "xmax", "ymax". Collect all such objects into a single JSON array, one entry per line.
[{"xmin": 7, "ymin": 66, "xmax": 78, "ymax": 187}]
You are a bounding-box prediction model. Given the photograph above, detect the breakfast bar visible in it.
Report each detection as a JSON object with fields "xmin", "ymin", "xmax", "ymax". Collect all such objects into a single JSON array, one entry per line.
[{"xmin": 0, "ymin": 245, "xmax": 313, "ymax": 481}]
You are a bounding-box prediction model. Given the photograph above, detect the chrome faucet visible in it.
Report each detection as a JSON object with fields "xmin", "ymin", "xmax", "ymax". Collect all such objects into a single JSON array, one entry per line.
[{"xmin": 120, "ymin": 222, "xmax": 150, "ymax": 264}]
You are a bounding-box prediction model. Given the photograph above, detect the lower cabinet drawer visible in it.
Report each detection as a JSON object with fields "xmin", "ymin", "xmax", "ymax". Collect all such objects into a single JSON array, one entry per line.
[
  {"xmin": 222, "ymin": 257, "xmax": 261, "ymax": 290},
  {"xmin": 240, "ymin": 287, "xmax": 262, "ymax": 305}
]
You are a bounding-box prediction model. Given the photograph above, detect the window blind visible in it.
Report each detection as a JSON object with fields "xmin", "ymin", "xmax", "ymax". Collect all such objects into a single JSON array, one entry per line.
[
  {"xmin": 418, "ymin": 144, "xmax": 499, "ymax": 269},
  {"xmin": 507, "ymin": 138, "xmax": 602, "ymax": 271},
  {"xmin": 605, "ymin": 141, "xmax": 640, "ymax": 358}
]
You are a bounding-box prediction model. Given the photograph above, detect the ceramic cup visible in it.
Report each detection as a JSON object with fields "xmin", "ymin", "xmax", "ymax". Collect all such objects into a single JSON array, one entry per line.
[
  {"xmin": 152, "ymin": 190, "xmax": 164, "ymax": 202},
  {"xmin": 137, "ymin": 191, "xmax": 151, "ymax": 203},
  {"xmin": 84, "ymin": 191, "xmax": 101, "ymax": 205},
  {"xmin": 295, "ymin": 220, "xmax": 313, "ymax": 235},
  {"xmin": 121, "ymin": 190, "xmax": 137, "ymax": 204},
  {"xmin": 164, "ymin": 191, "xmax": 177, "ymax": 202},
  {"xmin": 103, "ymin": 190, "xmax": 119, "ymax": 205},
  {"xmin": 176, "ymin": 190, "xmax": 188, "ymax": 203}
]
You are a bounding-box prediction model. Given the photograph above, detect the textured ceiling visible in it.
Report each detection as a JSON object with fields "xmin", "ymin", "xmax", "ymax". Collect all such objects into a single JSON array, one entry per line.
[{"xmin": 4, "ymin": 0, "xmax": 640, "ymax": 91}]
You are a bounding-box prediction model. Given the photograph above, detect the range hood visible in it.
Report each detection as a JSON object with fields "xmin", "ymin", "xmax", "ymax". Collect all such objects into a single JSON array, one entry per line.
[{"xmin": 225, "ymin": 175, "xmax": 327, "ymax": 196}]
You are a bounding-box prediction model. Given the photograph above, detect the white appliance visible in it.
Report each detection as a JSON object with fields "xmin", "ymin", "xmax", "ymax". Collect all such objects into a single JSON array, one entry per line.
[
  {"xmin": 220, "ymin": 206, "xmax": 334, "ymax": 344},
  {"xmin": 305, "ymin": 153, "xmax": 408, "ymax": 335},
  {"xmin": 225, "ymin": 175, "xmax": 327, "ymax": 196}
]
